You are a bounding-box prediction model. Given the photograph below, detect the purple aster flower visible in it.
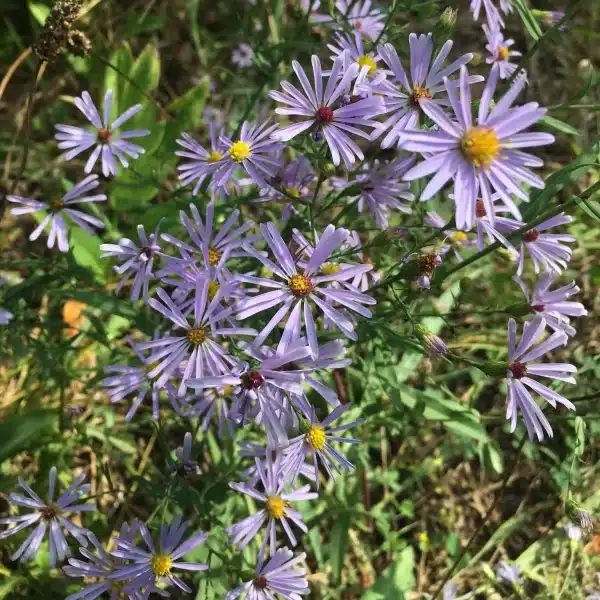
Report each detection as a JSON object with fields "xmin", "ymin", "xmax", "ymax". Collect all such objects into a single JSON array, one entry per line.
[
  {"xmin": 110, "ymin": 517, "xmax": 208, "ymax": 595},
  {"xmin": 139, "ymin": 279, "xmax": 255, "ymax": 394},
  {"xmin": 514, "ymin": 273, "xmax": 587, "ymax": 337},
  {"xmin": 55, "ymin": 90, "xmax": 150, "ymax": 177},
  {"xmin": 300, "ymin": 0, "xmax": 330, "ymax": 23},
  {"xmin": 496, "ymin": 561, "xmax": 523, "ymax": 585},
  {"xmin": 176, "ymin": 123, "xmax": 228, "ymax": 195},
  {"xmin": 484, "ymin": 24, "xmax": 521, "ymax": 79},
  {"xmin": 236, "ymin": 223, "xmax": 375, "ymax": 356},
  {"xmin": 161, "ymin": 203, "xmax": 254, "ymax": 273},
  {"xmin": 401, "ymin": 67, "xmax": 554, "ymax": 231},
  {"xmin": 369, "ymin": 35, "xmax": 481, "ymax": 149},
  {"xmin": 226, "ymin": 456, "xmax": 317, "ymax": 563},
  {"xmin": 100, "ymin": 223, "xmax": 163, "ymax": 303},
  {"xmin": 178, "ymin": 384, "xmax": 237, "ymax": 438},
  {"xmin": 424, "ymin": 581, "xmax": 472, "ymax": 600},
  {"xmin": 506, "ymin": 316, "xmax": 576, "ymax": 441},
  {"xmin": 424, "ymin": 211, "xmax": 476, "ymax": 261},
  {"xmin": 335, "ymin": 0, "xmax": 385, "ymax": 41},
  {"xmin": 340, "ymin": 156, "xmax": 415, "ymax": 228},
  {"xmin": 471, "ymin": 0, "xmax": 512, "ymax": 30},
  {"xmin": 188, "ymin": 343, "xmax": 311, "ymax": 446},
  {"xmin": 268, "ymin": 54, "xmax": 383, "ymax": 168},
  {"xmin": 0, "ymin": 466, "xmax": 94, "ymax": 567},
  {"xmin": 283, "ymin": 401, "xmax": 363, "ymax": 487},
  {"xmin": 497, "ymin": 213, "xmax": 575, "ymax": 276},
  {"xmin": 232, "ymin": 43, "xmax": 254, "ymax": 69},
  {"xmin": 471, "ymin": 197, "xmax": 520, "ymax": 254},
  {"xmin": 64, "ymin": 523, "xmax": 143, "ymax": 600},
  {"xmin": 327, "ymin": 31, "xmax": 384, "ymax": 81},
  {"xmin": 226, "ymin": 547, "xmax": 309, "ymax": 600},
  {"xmin": 212, "ymin": 120, "xmax": 283, "ymax": 189},
  {"xmin": 8, "ymin": 175, "xmax": 106, "ymax": 253},
  {"xmin": 101, "ymin": 336, "xmax": 170, "ymax": 421}
]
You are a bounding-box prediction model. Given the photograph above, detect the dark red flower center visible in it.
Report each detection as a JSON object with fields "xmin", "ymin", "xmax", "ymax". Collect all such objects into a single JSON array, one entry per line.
[
  {"xmin": 509, "ymin": 362, "xmax": 527, "ymax": 379},
  {"xmin": 533, "ymin": 304, "xmax": 545, "ymax": 312},
  {"xmin": 254, "ymin": 575, "xmax": 268, "ymax": 590},
  {"xmin": 475, "ymin": 199, "xmax": 486, "ymax": 218},
  {"xmin": 140, "ymin": 247, "xmax": 154, "ymax": 260},
  {"xmin": 523, "ymin": 229, "xmax": 540, "ymax": 243},
  {"xmin": 316, "ymin": 106, "xmax": 334, "ymax": 124},
  {"xmin": 97, "ymin": 128, "xmax": 112, "ymax": 143},
  {"xmin": 42, "ymin": 507, "xmax": 58, "ymax": 520},
  {"xmin": 241, "ymin": 370, "xmax": 264, "ymax": 390}
]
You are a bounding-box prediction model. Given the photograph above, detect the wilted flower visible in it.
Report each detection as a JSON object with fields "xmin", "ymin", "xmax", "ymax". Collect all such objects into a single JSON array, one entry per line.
[
  {"xmin": 171, "ymin": 432, "xmax": 199, "ymax": 476},
  {"xmin": 55, "ymin": 90, "xmax": 150, "ymax": 177},
  {"xmin": 110, "ymin": 517, "xmax": 208, "ymax": 595},
  {"xmin": 0, "ymin": 466, "xmax": 94, "ymax": 567},
  {"xmin": 401, "ymin": 68, "xmax": 554, "ymax": 231},
  {"xmin": 505, "ymin": 316, "xmax": 576, "ymax": 441},
  {"xmin": 8, "ymin": 175, "xmax": 106, "ymax": 253},
  {"xmin": 226, "ymin": 547, "xmax": 309, "ymax": 600}
]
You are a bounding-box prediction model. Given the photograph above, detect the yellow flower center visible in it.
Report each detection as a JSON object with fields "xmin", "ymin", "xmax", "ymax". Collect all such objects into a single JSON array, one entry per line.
[
  {"xmin": 266, "ymin": 495, "xmax": 286, "ymax": 519},
  {"xmin": 223, "ymin": 384, "xmax": 235, "ymax": 397},
  {"xmin": 321, "ymin": 263, "xmax": 340, "ymax": 275},
  {"xmin": 410, "ymin": 85, "xmax": 432, "ymax": 106},
  {"xmin": 207, "ymin": 150, "xmax": 223, "ymax": 163},
  {"xmin": 285, "ymin": 187, "xmax": 301, "ymax": 198},
  {"xmin": 207, "ymin": 247, "xmax": 221, "ymax": 266},
  {"xmin": 451, "ymin": 231, "xmax": 468, "ymax": 245},
  {"xmin": 307, "ymin": 425, "xmax": 326, "ymax": 450},
  {"xmin": 357, "ymin": 54, "xmax": 377, "ymax": 76},
  {"xmin": 49, "ymin": 198, "xmax": 65, "ymax": 213},
  {"xmin": 229, "ymin": 141, "xmax": 251, "ymax": 162},
  {"xmin": 288, "ymin": 274, "xmax": 314, "ymax": 297},
  {"xmin": 461, "ymin": 127, "xmax": 500, "ymax": 168},
  {"xmin": 187, "ymin": 326, "xmax": 206, "ymax": 346},
  {"xmin": 151, "ymin": 554, "xmax": 172, "ymax": 577},
  {"xmin": 497, "ymin": 46, "xmax": 509, "ymax": 61},
  {"xmin": 208, "ymin": 280, "xmax": 220, "ymax": 298}
]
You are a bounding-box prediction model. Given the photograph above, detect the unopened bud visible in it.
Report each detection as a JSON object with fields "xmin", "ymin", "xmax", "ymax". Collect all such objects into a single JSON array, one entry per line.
[
  {"xmin": 320, "ymin": 162, "xmax": 336, "ymax": 176},
  {"xmin": 469, "ymin": 52, "xmax": 483, "ymax": 67},
  {"xmin": 416, "ymin": 325, "xmax": 448, "ymax": 359},
  {"xmin": 439, "ymin": 8, "xmax": 458, "ymax": 33}
]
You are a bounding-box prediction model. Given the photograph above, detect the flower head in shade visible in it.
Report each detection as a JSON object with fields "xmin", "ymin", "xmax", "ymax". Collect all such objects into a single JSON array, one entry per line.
[
  {"xmin": 100, "ymin": 223, "xmax": 163, "ymax": 302},
  {"xmin": 55, "ymin": 90, "xmax": 150, "ymax": 177},
  {"xmin": 401, "ymin": 68, "xmax": 554, "ymax": 231},
  {"xmin": 506, "ymin": 316, "xmax": 576, "ymax": 441},
  {"xmin": 188, "ymin": 342, "xmax": 311, "ymax": 447},
  {"xmin": 268, "ymin": 54, "xmax": 383, "ymax": 168},
  {"xmin": 283, "ymin": 400, "xmax": 363, "ymax": 488},
  {"xmin": 8, "ymin": 175, "xmax": 106, "ymax": 253},
  {"xmin": 102, "ymin": 336, "xmax": 169, "ymax": 421},
  {"xmin": 514, "ymin": 273, "xmax": 587, "ymax": 337},
  {"xmin": 484, "ymin": 24, "xmax": 521, "ymax": 79},
  {"xmin": 232, "ymin": 43, "xmax": 254, "ymax": 69},
  {"xmin": 499, "ymin": 214, "xmax": 574, "ymax": 276},
  {"xmin": 64, "ymin": 523, "xmax": 142, "ymax": 600},
  {"xmin": 424, "ymin": 211, "xmax": 476, "ymax": 261},
  {"xmin": 496, "ymin": 561, "xmax": 523, "ymax": 585},
  {"xmin": 212, "ymin": 120, "xmax": 283, "ymax": 189},
  {"xmin": 236, "ymin": 223, "xmax": 375, "ymax": 357},
  {"xmin": 0, "ymin": 278, "xmax": 13, "ymax": 325},
  {"xmin": 471, "ymin": 0, "xmax": 512, "ymax": 30},
  {"xmin": 139, "ymin": 279, "xmax": 256, "ymax": 395},
  {"xmin": 424, "ymin": 581, "xmax": 473, "ymax": 600},
  {"xmin": 180, "ymin": 384, "xmax": 236, "ymax": 438},
  {"xmin": 161, "ymin": 203, "xmax": 254, "ymax": 273},
  {"xmin": 369, "ymin": 35, "xmax": 481, "ymax": 149},
  {"xmin": 300, "ymin": 0, "xmax": 330, "ymax": 23},
  {"xmin": 169, "ymin": 432, "xmax": 200, "ymax": 476},
  {"xmin": 0, "ymin": 466, "xmax": 94, "ymax": 567},
  {"xmin": 226, "ymin": 547, "xmax": 309, "ymax": 600},
  {"xmin": 340, "ymin": 156, "xmax": 415, "ymax": 228},
  {"xmin": 176, "ymin": 123, "xmax": 228, "ymax": 195},
  {"xmin": 335, "ymin": 0, "xmax": 385, "ymax": 41},
  {"xmin": 110, "ymin": 517, "xmax": 208, "ymax": 595},
  {"xmin": 226, "ymin": 456, "xmax": 318, "ymax": 563}
]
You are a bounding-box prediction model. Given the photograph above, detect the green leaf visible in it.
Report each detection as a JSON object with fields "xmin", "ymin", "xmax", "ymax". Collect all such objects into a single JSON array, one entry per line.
[
  {"xmin": 104, "ymin": 44, "xmax": 134, "ymax": 118},
  {"xmin": 167, "ymin": 79, "xmax": 211, "ymax": 134},
  {"xmin": 329, "ymin": 513, "xmax": 350, "ymax": 584},
  {"xmin": 362, "ymin": 546, "xmax": 415, "ymax": 599},
  {"xmin": 0, "ymin": 409, "xmax": 57, "ymax": 463},
  {"xmin": 70, "ymin": 228, "xmax": 108, "ymax": 284},
  {"xmin": 540, "ymin": 115, "xmax": 581, "ymax": 136},
  {"xmin": 512, "ymin": 0, "xmax": 542, "ymax": 40},
  {"xmin": 482, "ymin": 439, "xmax": 504, "ymax": 474},
  {"xmin": 122, "ymin": 43, "xmax": 161, "ymax": 109},
  {"xmin": 575, "ymin": 195, "xmax": 600, "ymax": 223},
  {"xmin": 28, "ymin": 1, "xmax": 50, "ymax": 25}
]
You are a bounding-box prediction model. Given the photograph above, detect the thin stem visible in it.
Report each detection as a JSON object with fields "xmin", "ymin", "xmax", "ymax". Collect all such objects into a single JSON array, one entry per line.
[{"xmin": 556, "ymin": 544, "xmax": 575, "ymax": 599}]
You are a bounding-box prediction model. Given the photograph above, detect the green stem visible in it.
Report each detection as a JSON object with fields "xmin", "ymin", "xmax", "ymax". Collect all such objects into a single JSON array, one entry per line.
[{"xmin": 556, "ymin": 544, "xmax": 575, "ymax": 599}]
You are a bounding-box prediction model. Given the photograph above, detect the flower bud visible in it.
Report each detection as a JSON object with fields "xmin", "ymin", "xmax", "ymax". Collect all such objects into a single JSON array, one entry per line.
[
  {"xmin": 439, "ymin": 7, "xmax": 458, "ymax": 33},
  {"xmin": 416, "ymin": 325, "xmax": 448, "ymax": 359},
  {"xmin": 469, "ymin": 52, "xmax": 483, "ymax": 67}
]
